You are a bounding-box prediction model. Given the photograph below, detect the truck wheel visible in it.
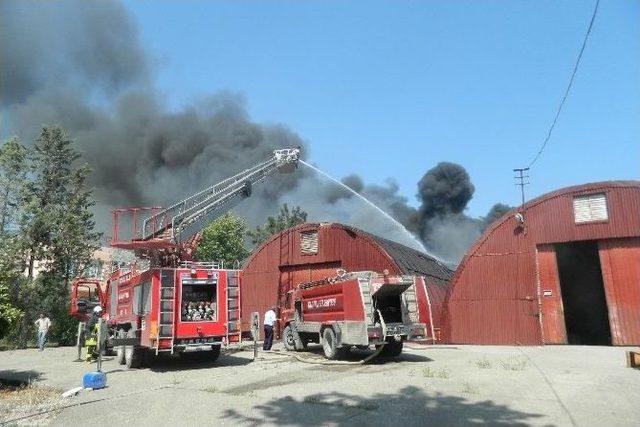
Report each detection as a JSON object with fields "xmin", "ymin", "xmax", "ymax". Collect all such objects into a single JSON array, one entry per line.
[
  {"xmin": 378, "ymin": 341, "xmax": 403, "ymax": 358},
  {"xmin": 210, "ymin": 345, "xmax": 221, "ymax": 362},
  {"xmin": 103, "ymin": 330, "xmax": 116, "ymax": 356},
  {"xmin": 283, "ymin": 325, "xmax": 296, "ymax": 351},
  {"xmin": 126, "ymin": 346, "xmax": 148, "ymax": 369},
  {"xmin": 116, "ymin": 329, "xmax": 126, "ymax": 365},
  {"xmin": 124, "ymin": 330, "xmax": 144, "ymax": 369},
  {"xmin": 283, "ymin": 325, "xmax": 306, "ymax": 351},
  {"xmin": 322, "ymin": 327, "xmax": 342, "ymax": 360},
  {"xmin": 299, "ymin": 336, "xmax": 309, "ymax": 350}
]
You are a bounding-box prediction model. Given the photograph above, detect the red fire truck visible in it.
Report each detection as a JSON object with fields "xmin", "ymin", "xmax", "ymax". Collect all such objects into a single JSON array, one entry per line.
[
  {"xmin": 280, "ymin": 270, "xmax": 426, "ymax": 359},
  {"xmin": 69, "ymin": 148, "xmax": 300, "ymax": 368},
  {"xmin": 70, "ymin": 265, "xmax": 242, "ymax": 368}
]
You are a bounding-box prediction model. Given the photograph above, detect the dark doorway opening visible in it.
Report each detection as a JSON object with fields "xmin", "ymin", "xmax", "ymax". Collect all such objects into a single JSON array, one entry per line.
[{"xmin": 555, "ymin": 241, "xmax": 611, "ymax": 345}]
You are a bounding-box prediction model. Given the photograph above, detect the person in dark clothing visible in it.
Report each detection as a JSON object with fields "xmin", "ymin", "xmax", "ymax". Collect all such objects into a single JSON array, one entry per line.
[{"xmin": 263, "ymin": 306, "xmax": 277, "ymax": 351}]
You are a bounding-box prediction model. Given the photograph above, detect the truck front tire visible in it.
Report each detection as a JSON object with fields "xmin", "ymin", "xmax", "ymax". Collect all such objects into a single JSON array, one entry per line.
[
  {"xmin": 283, "ymin": 325, "xmax": 307, "ymax": 351},
  {"xmin": 283, "ymin": 325, "xmax": 296, "ymax": 351}
]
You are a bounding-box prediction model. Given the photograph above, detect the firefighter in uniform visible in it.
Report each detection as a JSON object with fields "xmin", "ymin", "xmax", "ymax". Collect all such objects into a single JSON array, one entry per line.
[{"xmin": 84, "ymin": 305, "xmax": 103, "ymax": 362}]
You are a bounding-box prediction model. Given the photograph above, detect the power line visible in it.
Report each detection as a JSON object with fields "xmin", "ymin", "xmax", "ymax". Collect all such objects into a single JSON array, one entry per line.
[{"xmin": 525, "ymin": 0, "xmax": 600, "ymax": 169}]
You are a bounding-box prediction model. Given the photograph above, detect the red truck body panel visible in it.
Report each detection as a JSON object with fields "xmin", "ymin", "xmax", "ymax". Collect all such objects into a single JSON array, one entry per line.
[
  {"xmin": 282, "ymin": 272, "xmax": 426, "ymax": 350},
  {"xmin": 173, "ymin": 268, "xmax": 229, "ymax": 340},
  {"xmin": 71, "ymin": 265, "xmax": 242, "ymax": 352},
  {"xmin": 297, "ymin": 281, "xmax": 365, "ymax": 323}
]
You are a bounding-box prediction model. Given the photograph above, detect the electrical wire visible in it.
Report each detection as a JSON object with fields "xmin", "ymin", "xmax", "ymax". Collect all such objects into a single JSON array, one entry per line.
[{"xmin": 526, "ymin": 0, "xmax": 600, "ymax": 168}]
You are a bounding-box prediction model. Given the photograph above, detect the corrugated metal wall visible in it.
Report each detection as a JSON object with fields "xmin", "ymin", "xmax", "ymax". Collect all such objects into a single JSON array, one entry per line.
[
  {"xmin": 536, "ymin": 244, "xmax": 567, "ymax": 344},
  {"xmin": 424, "ymin": 279, "xmax": 447, "ymax": 340},
  {"xmin": 241, "ymin": 223, "xmax": 449, "ymax": 338},
  {"xmin": 444, "ymin": 181, "xmax": 640, "ymax": 345},
  {"xmin": 599, "ymin": 237, "xmax": 640, "ymax": 345}
]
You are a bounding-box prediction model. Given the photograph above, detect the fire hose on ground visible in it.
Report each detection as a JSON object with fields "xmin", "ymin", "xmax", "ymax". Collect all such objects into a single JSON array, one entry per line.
[{"xmin": 266, "ymin": 343, "xmax": 387, "ymax": 366}]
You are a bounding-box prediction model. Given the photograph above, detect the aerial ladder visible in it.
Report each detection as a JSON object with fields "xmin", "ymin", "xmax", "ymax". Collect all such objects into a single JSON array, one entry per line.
[
  {"xmin": 110, "ymin": 147, "xmax": 301, "ymax": 264},
  {"xmin": 71, "ymin": 148, "xmax": 300, "ymax": 361}
]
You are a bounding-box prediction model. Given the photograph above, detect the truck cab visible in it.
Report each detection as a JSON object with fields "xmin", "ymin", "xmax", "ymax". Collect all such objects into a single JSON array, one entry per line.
[{"xmin": 69, "ymin": 278, "xmax": 108, "ymax": 322}]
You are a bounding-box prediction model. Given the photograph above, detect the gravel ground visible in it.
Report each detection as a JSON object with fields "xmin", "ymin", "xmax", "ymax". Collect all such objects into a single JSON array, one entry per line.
[{"xmin": 1, "ymin": 343, "xmax": 639, "ymax": 426}]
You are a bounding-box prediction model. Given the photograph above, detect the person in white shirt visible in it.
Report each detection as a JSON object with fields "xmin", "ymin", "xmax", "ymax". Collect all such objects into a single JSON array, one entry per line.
[
  {"xmin": 263, "ymin": 307, "xmax": 277, "ymax": 351},
  {"xmin": 34, "ymin": 313, "xmax": 51, "ymax": 351}
]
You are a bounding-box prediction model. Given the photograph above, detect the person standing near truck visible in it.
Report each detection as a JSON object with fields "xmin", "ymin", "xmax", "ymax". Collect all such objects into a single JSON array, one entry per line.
[
  {"xmin": 34, "ymin": 313, "xmax": 51, "ymax": 351},
  {"xmin": 263, "ymin": 306, "xmax": 277, "ymax": 351},
  {"xmin": 84, "ymin": 306, "xmax": 103, "ymax": 362}
]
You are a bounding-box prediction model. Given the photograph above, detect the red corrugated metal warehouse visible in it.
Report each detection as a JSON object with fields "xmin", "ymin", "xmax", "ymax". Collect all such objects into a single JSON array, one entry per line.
[
  {"xmin": 241, "ymin": 222, "xmax": 453, "ymax": 340},
  {"xmin": 443, "ymin": 181, "xmax": 640, "ymax": 346}
]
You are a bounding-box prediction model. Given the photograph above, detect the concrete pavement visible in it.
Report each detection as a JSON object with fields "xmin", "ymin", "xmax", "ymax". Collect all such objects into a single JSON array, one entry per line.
[{"xmin": 1, "ymin": 344, "xmax": 639, "ymax": 426}]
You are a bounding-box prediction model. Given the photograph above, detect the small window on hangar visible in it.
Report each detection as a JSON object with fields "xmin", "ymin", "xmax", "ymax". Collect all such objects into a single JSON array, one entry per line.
[
  {"xmin": 300, "ymin": 231, "xmax": 318, "ymax": 254},
  {"xmin": 573, "ymin": 193, "xmax": 608, "ymax": 223}
]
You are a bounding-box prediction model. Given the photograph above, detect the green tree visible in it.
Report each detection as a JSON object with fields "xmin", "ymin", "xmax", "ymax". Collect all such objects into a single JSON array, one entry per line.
[
  {"xmin": 0, "ymin": 137, "xmax": 28, "ymax": 235},
  {"xmin": 247, "ymin": 203, "xmax": 308, "ymax": 246},
  {"xmin": 0, "ymin": 237, "xmax": 24, "ymax": 340},
  {"xmin": 193, "ymin": 213, "xmax": 250, "ymax": 267},
  {"xmin": 0, "ymin": 227, "xmax": 34, "ymax": 346},
  {"xmin": 0, "ymin": 138, "xmax": 29, "ymax": 344},
  {"xmin": 20, "ymin": 126, "xmax": 100, "ymax": 280},
  {"xmin": 10, "ymin": 125, "xmax": 100, "ymax": 346},
  {"xmin": 0, "ymin": 284, "xmax": 21, "ymax": 340}
]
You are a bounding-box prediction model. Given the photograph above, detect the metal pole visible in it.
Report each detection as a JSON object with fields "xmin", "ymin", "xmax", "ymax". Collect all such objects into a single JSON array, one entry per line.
[
  {"xmin": 96, "ymin": 319, "xmax": 107, "ymax": 372},
  {"xmin": 75, "ymin": 322, "xmax": 84, "ymax": 362},
  {"xmin": 251, "ymin": 312, "xmax": 259, "ymax": 361},
  {"xmin": 513, "ymin": 168, "xmax": 530, "ymax": 211}
]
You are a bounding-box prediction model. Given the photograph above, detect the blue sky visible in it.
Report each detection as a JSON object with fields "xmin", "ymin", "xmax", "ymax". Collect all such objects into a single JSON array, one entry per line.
[{"xmin": 125, "ymin": 0, "xmax": 639, "ymax": 217}]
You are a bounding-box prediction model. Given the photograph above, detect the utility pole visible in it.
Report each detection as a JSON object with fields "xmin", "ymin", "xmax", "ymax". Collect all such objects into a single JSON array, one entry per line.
[{"xmin": 513, "ymin": 168, "xmax": 530, "ymax": 209}]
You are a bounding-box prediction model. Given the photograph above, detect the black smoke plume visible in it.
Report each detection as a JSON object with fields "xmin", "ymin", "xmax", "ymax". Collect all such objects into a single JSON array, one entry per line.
[
  {"xmin": 1, "ymin": 0, "xmax": 511, "ymax": 263},
  {"xmin": 417, "ymin": 162, "xmax": 475, "ymax": 219},
  {"xmin": 1, "ymin": 0, "xmax": 304, "ymax": 231}
]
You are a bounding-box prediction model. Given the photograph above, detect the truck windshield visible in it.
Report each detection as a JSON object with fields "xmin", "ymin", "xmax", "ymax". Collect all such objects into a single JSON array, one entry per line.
[
  {"xmin": 181, "ymin": 283, "xmax": 217, "ymax": 322},
  {"xmin": 77, "ymin": 284, "xmax": 99, "ymax": 304}
]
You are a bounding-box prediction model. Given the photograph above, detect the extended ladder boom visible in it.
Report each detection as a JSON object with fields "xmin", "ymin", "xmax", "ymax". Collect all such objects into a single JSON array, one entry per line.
[{"xmin": 142, "ymin": 148, "xmax": 300, "ymax": 243}]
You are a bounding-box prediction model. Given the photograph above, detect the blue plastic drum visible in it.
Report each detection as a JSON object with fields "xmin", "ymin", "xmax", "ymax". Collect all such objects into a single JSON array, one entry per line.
[{"xmin": 82, "ymin": 371, "xmax": 106, "ymax": 389}]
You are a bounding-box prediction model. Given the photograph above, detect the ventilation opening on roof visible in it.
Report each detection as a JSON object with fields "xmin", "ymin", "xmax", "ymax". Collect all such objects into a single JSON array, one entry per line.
[
  {"xmin": 300, "ymin": 231, "xmax": 318, "ymax": 255},
  {"xmin": 573, "ymin": 193, "xmax": 608, "ymax": 223}
]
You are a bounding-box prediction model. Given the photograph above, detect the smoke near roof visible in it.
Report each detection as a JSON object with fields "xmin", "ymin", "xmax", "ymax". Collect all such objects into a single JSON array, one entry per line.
[
  {"xmin": 1, "ymin": 0, "xmax": 510, "ymax": 263},
  {"xmin": 1, "ymin": 0, "xmax": 304, "ymax": 230},
  {"xmin": 417, "ymin": 162, "xmax": 475, "ymax": 220}
]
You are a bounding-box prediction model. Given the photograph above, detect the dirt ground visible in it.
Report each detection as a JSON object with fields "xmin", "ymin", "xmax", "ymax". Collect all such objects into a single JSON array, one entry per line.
[{"xmin": 1, "ymin": 343, "xmax": 639, "ymax": 426}]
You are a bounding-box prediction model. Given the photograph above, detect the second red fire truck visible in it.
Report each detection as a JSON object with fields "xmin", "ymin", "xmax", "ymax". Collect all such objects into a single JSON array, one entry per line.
[{"xmin": 280, "ymin": 270, "xmax": 426, "ymax": 359}]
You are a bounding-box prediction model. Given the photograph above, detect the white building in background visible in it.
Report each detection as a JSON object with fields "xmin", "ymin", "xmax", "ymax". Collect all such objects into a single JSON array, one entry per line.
[
  {"xmin": 84, "ymin": 246, "xmax": 138, "ymax": 279},
  {"xmin": 26, "ymin": 246, "xmax": 139, "ymax": 280}
]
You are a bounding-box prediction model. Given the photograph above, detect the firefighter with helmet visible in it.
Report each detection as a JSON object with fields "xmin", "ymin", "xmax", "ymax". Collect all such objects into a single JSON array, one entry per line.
[{"xmin": 84, "ymin": 305, "xmax": 103, "ymax": 362}]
